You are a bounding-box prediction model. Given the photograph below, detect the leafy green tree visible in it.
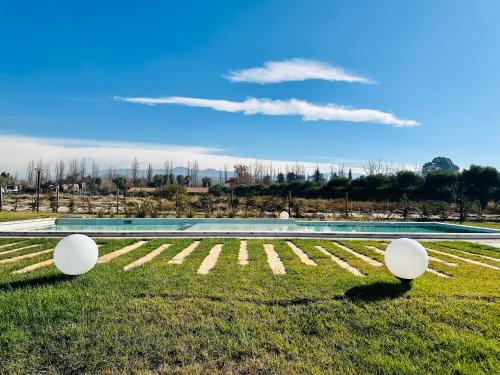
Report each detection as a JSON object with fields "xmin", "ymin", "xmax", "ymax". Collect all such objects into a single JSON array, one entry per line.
[
  {"xmin": 461, "ymin": 165, "xmax": 498, "ymax": 209},
  {"xmin": 202, "ymin": 176, "xmax": 212, "ymax": 187},
  {"xmin": 311, "ymin": 166, "xmax": 325, "ymax": 184},
  {"xmin": 276, "ymin": 173, "xmax": 285, "ymax": 184},
  {"xmin": 208, "ymin": 184, "xmax": 226, "ymax": 197},
  {"xmin": 286, "ymin": 172, "xmax": 305, "ymax": 183},
  {"xmin": 423, "ymin": 171, "xmax": 457, "ymax": 201},
  {"xmin": 113, "ymin": 176, "xmax": 129, "ymax": 192},
  {"xmin": 422, "ymin": 157, "xmax": 459, "ymax": 176},
  {"xmin": 152, "ymin": 174, "xmax": 166, "ymax": 188}
]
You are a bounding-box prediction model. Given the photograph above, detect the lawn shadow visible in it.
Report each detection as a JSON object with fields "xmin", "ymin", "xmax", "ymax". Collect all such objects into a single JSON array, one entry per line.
[
  {"xmin": 0, "ymin": 273, "xmax": 74, "ymax": 292},
  {"xmin": 344, "ymin": 281, "xmax": 412, "ymax": 302}
]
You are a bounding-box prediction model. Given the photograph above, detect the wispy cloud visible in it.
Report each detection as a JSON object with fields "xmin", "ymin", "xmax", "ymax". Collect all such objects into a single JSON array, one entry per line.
[
  {"xmin": 114, "ymin": 96, "xmax": 418, "ymax": 127},
  {"xmin": 0, "ymin": 134, "xmax": 366, "ymax": 177},
  {"xmin": 224, "ymin": 58, "xmax": 373, "ymax": 84}
]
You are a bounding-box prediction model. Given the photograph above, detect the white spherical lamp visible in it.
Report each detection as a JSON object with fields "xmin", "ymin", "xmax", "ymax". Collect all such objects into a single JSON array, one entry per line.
[
  {"xmin": 53, "ymin": 234, "xmax": 99, "ymax": 275},
  {"xmin": 279, "ymin": 211, "xmax": 290, "ymax": 219},
  {"xmin": 384, "ymin": 238, "xmax": 428, "ymax": 280}
]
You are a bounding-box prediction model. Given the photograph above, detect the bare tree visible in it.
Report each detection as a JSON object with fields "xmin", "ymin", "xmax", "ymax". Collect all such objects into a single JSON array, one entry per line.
[
  {"xmin": 79, "ymin": 158, "xmax": 87, "ymax": 181},
  {"xmin": 131, "ymin": 157, "xmax": 139, "ymax": 186},
  {"xmin": 192, "ymin": 160, "xmax": 199, "ymax": 187},
  {"xmin": 68, "ymin": 159, "xmax": 79, "ymax": 182},
  {"xmin": 146, "ymin": 163, "xmax": 154, "ymax": 186},
  {"xmin": 36, "ymin": 159, "xmax": 46, "ymax": 182},
  {"xmin": 164, "ymin": 160, "xmax": 173, "ymax": 181},
  {"xmin": 26, "ymin": 160, "xmax": 35, "ymax": 186},
  {"xmin": 362, "ymin": 160, "xmax": 384, "ymax": 176},
  {"xmin": 106, "ymin": 166, "xmax": 116, "ymax": 182},
  {"xmin": 253, "ymin": 160, "xmax": 264, "ymax": 183},
  {"xmin": 43, "ymin": 161, "xmax": 51, "ymax": 183},
  {"xmin": 337, "ymin": 163, "xmax": 345, "ymax": 178},
  {"xmin": 55, "ymin": 159, "xmax": 65, "ymax": 185},
  {"xmin": 233, "ymin": 164, "xmax": 252, "ymax": 185},
  {"xmin": 91, "ymin": 161, "xmax": 100, "ymax": 186}
]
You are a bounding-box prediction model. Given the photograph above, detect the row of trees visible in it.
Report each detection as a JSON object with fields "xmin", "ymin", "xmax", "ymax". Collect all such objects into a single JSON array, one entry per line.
[
  {"xmin": 15, "ymin": 157, "xmax": 500, "ymax": 210},
  {"xmin": 220, "ymin": 165, "xmax": 499, "ymax": 211}
]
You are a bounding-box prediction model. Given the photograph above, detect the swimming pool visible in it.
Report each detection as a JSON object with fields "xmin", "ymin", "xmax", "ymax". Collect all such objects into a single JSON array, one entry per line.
[{"xmin": 3, "ymin": 218, "xmax": 498, "ymax": 239}]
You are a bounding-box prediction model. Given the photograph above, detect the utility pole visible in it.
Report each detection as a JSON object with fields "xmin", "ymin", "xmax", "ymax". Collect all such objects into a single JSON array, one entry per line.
[
  {"xmin": 35, "ymin": 167, "xmax": 42, "ymax": 213},
  {"xmin": 0, "ymin": 185, "xmax": 3, "ymax": 212}
]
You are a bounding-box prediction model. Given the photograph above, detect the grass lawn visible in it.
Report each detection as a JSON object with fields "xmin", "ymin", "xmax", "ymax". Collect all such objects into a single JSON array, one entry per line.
[
  {"xmin": 456, "ymin": 221, "xmax": 500, "ymax": 230},
  {"xmin": 0, "ymin": 211, "xmax": 68, "ymax": 222},
  {"xmin": 0, "ymin": 237, "xmax": 498, "ymax": 374}
]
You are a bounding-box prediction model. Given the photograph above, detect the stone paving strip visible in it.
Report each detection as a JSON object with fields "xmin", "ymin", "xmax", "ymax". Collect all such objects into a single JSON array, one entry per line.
[
  {"xmin": 365, "ymin": 246, "xmax": 457, "ymax": 267},
  {"xmin": 382, "ymin": 241, "xmax": 499, "ymax": 264},
  {"xmin": 12, "ymin": 245, "xmax": 104, "ymax": 274},
  {"xmin": 365, "ymin": 246, "xmax": 385, "ymax": 255},
  {"xmin": 333, "ymin": 242, "xmax": 383, "ymax": 267},
  {"xmin": 364, "ymin": 245, "xmax": 452, "ymax": 278},
  {"xmin": 468, "ymin": 240, "xmax": 500, "ymax": 249},
  {"xmin": 12, "ymin": 259, "xmax": 54, "ymax": 274},
  {"xmin": 238, "ymin": 240, "xmax": 248, "ymax": 265},
  {"xmin": 197, "ymin": 244, "xmax": 223, "ymax": 275},
  {"xmin": 123, "ymin": 244, "xmax": 171, "ymax": 271},
  {"xmin": 425, "ymin": 267, "xmax": 451, "ymax": 278},
  {"xmin": 425, "ymin": 248, "xmax": 500, "ymax": 271},
  {"xmin": 0, "ymin": 244, "xmax": 40, "ymax": 256},
  {"xmin": 168, "ymin": 241, "xmax": 201, "ymax": 265},
  {"xmin": 98, "ymin": 241, "xmax": 147, "ymax": 263},
  {"xmin": 315, "ymin": 245, "xmax": 365, "ymax": 277},
  {"xmin": 0, "ymin": 248, "xmax": 53, "ymax": 265},
  {"xmin": 444, "ymin": 247, "xmax": 500, "ymax": 263},
  {"xmin": 263, "ymin": 244, "xmax": 286, "ymax": 275},
  {"xmin": 285, "ymin": 241, "xmax": 317, "ymax": 266},
  {"xmin": 0, "ymin": 241, "xmax": 27, "ymax": 249}
]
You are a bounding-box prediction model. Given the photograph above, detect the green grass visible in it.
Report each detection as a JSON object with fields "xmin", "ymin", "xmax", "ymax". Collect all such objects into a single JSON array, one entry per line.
[
  {"xmin": 452, "ymin": 221, "xmax": 500, "ymax": 230},
  {"xmin": 0, "ymin": 211, "xmax": 69, "ymax": 222},
  {"xmin": 0, "ymin": 238, "xmax": 498, "ymax": 374}
]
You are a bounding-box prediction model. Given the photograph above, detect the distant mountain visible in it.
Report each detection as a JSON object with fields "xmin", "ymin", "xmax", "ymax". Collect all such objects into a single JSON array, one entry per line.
[{"xmin": 101, "ymin": 167, "xmax": 234, "ymax": 180}]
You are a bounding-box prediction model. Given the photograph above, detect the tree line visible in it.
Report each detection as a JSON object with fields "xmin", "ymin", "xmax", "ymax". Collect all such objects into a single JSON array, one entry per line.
[{"xmin": 2, "ymin": 156, "xmax": 497, "ymax": 211}]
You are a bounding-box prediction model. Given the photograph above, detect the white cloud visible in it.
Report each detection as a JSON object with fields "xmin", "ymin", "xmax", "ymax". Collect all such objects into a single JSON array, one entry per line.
[
  {"xmin": 115, "ymin": 96, "xmax": 418, "ymax": 127},
  {"xmin": 0, "ymin": 134, "xmax": 365, "ymax": 177},
  {"xmin": 224, "ymin": 58, "xmax": 373, "ymax": 84}
]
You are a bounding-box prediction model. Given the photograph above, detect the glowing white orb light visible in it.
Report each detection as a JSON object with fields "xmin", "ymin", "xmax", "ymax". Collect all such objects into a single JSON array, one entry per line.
[
  {"xmin": 384, "ymin": 238, "xmax": 428, "ymax": 280},
  {"xmin": 53, "ymin": 234, "xmax": 99, "ymax": 275},
  {"xmin": 279, "ymin": 211, "xmax": 290, "ymax": 219}
]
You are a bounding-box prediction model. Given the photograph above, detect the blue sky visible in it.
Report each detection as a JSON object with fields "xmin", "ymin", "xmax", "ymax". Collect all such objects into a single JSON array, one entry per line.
[{"xmin": 1, "ymin": 0, "xmax": 499, "ymax": 175}]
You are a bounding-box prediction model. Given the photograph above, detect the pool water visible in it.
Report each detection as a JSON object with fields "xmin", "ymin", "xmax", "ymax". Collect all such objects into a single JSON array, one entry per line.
[{"xmin": 36, "ymin": 218, "xmax": 498, "ymax": 234}]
